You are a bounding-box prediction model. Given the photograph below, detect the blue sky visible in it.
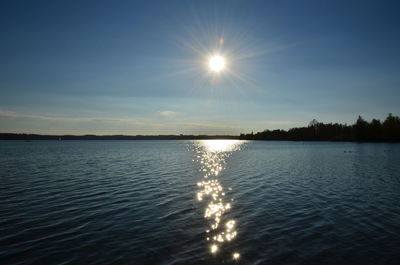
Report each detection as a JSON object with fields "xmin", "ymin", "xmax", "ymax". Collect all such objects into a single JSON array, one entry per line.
[{"xmin": 1, "ymin": 0, "xmax": 399, "ymax": 135}]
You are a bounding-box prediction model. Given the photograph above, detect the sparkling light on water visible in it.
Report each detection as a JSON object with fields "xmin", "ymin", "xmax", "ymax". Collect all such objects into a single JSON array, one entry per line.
[{"xmin": 193, "ymin": 140, "xmax": 245, "ymax": 259}]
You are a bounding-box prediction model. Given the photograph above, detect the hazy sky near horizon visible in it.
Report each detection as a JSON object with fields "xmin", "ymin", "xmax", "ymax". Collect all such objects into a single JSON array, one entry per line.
[{"xmin": 1, "ymin": 0, "xmax": 399, "ymax": 135}]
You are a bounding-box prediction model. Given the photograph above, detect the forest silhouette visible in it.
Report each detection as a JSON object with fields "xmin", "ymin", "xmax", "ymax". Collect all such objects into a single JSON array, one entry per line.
[{"xmin": 240, "ymin": 113, "xmax": 400, "ymax": 142}]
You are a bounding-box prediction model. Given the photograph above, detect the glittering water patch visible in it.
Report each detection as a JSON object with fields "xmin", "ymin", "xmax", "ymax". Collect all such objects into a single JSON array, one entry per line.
[{"xmin": 193, "ymin": 140, "xmax": 245, "ymax": 260}]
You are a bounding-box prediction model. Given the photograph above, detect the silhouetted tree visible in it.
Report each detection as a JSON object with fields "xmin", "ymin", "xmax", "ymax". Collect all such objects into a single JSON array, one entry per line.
[
  {"xmin": 367, "ymin": 119, "xmax": 382, "ymax": 141},
  {"xmin": 239, "ymin": 114, "xmax": 400, "ymax": 142},
  {"xmin": 383, "ymin": 113, "xmax": 400, "ymax": 142},
  {"xmin": 354, "ymin": 116, "xmax": 368, "ymax": 142}
]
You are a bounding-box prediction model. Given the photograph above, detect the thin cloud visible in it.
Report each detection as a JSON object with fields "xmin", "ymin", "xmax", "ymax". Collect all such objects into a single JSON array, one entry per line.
[
  {"xmin": 0, "ymin": 109, "xmax": 159, "ymax": 127},
  {"xmin": 158, "ymin": 110, "xmax": 178, "ymax": 117},
  {"xmin": 172, "ymin": 122, "xmax": 239, "ymax": 129}
]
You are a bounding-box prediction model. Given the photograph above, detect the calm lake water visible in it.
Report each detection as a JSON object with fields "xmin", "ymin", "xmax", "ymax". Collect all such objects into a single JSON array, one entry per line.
[{"xmin": 1, "ymin": 140, "xmax": 400, "ymax": 265}]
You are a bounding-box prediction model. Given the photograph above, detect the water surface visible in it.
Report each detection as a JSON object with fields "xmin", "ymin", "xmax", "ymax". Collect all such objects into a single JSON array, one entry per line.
[{"xmin": 1, "ymin": 140, "xmax": 400, "ymax": 264}]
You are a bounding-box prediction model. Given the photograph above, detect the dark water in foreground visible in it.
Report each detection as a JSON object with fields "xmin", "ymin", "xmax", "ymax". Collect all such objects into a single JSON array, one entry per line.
[{"xmin": 1, "ymin": 140, "xmax": 400, "ymax": 265}]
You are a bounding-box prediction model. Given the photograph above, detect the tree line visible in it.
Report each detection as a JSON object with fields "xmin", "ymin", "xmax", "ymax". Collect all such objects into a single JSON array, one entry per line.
[{"xmin": 239, "ymin": 113, "xmax": 400, "ymax": 142}]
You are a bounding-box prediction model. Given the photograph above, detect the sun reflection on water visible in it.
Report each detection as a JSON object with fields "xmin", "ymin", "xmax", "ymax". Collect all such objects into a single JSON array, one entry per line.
[{"xmin": 193, "ymin": 140, "xmax": 245, "ymax": 260}]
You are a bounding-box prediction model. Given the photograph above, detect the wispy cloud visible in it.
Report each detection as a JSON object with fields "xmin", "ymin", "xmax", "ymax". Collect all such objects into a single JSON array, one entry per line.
[
  {"xmin": 158, "ymin": 110, "xmax": 178, "ymax": 117},
  {"xmin": 172, "ymin": 122, "xmax": 239, "ymax": 129},
  {"xmin": 0, "ymin": 109, "xmax": 156, "ymax": 126}
]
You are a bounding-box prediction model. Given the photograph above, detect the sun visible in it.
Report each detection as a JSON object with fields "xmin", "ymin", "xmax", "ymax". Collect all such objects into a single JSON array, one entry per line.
[{"xmin": 209, "ymin": 55, "xmax": 225, "ymax": 72}]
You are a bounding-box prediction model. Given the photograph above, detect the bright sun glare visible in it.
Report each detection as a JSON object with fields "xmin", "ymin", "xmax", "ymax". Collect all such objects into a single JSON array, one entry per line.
[{"xmin": 209, "ymin": 55, "xmax": 225, "ymax": 72}]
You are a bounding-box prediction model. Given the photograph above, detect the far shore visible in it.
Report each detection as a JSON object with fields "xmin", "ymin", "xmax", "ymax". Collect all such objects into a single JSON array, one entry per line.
[{"xmin": 1, "ymin": 133, "xmax": 399, "ymax": 143}]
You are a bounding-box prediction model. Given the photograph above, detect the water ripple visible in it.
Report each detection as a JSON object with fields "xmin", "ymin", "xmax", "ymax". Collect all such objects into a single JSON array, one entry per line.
[{"xmin": 1, "ymin": 140, "xmax": 400, "ymax": 264}]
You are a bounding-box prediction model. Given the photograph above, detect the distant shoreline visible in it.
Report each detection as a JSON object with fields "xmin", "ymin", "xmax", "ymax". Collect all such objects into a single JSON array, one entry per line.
[{"xmin": 1, "ymin": 133, "xmax": 399, "ymax": 143}]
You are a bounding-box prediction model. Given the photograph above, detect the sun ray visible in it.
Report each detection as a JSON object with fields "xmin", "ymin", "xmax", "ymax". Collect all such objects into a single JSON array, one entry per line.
[{"xmin": 161, "ymin": 8, "xmax": 293, "ymax": 103}]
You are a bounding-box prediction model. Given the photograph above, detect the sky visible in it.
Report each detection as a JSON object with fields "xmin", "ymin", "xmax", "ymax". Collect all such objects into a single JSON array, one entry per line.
[{"xmin": 1, "ymin": 0, "xmax": 399, "ymax": 135}]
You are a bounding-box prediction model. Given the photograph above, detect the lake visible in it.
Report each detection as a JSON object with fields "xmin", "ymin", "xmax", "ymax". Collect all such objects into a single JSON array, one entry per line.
[{"xmin": 1, "ymin": 140, "xmax": 400, "ymax": 265}]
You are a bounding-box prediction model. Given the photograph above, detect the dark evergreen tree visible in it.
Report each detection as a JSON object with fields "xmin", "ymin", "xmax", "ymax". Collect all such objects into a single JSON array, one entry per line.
[
  {"xmin": 383, "ymin": 113, "xmax": 400, "ymax": 142},
  {"xmin": 354, "ymin": 116, "xmax": 368, "ymax": 142}
]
